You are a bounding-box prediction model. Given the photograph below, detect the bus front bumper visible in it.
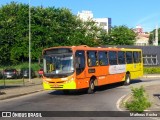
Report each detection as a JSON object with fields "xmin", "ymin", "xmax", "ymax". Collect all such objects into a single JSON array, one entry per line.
[{"xmin": 43, "ymin": 80, "xmax": 76, "ymax": 90}]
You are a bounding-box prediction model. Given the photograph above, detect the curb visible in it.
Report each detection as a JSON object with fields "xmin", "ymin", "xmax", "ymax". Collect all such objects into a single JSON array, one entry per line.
[
  {"xmin": 143, "ymin": 75, "xmax": 160, "ymax": 78},
  {"xmin": 116, "ymin": 93, "xmax": 131, "ymax": 111},
  {"xmin": 0, "ymin": 89, "xmax": 43, "ymax": 100},
  {"xmin": 117, "ymin": 95, "xmax": 160, "ymax": 120}
]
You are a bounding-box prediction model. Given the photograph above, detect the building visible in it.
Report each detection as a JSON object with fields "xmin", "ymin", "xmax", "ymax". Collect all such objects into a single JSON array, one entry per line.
[
  {"xmin": 77, "ymin": 10, "xmax": 111, "ymax": 33},
  {"xmin": 134, "ymin": 25, "xmax": 143, "ymax": 34},
  {"xmin": 93, "ymin": 18, "xmax": 112, "ymax": 33},
  {"xmin": 77, "ymin": 10, "xmax": 93, "ymax": 21},
  {"xmin": 135, "ymin": 33, "xmax": 150, "ymax": 46},
  {"xmin": 134, "ymin": 25, "xmax": 150, "ymax": 46}
]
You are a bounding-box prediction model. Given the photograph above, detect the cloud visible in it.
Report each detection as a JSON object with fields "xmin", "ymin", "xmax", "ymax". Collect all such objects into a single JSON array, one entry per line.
[
  {"xmin": 135, "ymin": 13, "xmax": 160, "ymax": 32},
  {"xmin": 136, "ymin": 13, "xmax": 159, "ymax": 25}
]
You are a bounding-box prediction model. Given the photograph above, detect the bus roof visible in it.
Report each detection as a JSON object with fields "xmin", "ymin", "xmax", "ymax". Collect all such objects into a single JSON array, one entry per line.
[{"xmin": 42, "ymin": 45, "xmax": 142, "ymax": 54}]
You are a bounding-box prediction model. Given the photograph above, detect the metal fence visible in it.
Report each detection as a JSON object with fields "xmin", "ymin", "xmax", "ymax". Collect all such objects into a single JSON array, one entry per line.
[
  {"xmin": 143, "ymin": 54, "xmax": 159, "ymax": 66},
  {"xmin": 0, "ymin": 77, "xmax": 42, "ymax": 90}
]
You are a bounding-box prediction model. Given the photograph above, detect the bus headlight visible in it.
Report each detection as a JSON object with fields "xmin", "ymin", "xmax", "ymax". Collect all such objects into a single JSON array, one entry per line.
[{"xmin": 65, "ymin": 77, "xmax": 74, "ymax": 83}]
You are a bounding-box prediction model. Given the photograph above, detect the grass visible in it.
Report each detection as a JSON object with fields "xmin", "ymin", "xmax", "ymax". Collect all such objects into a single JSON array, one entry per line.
[
  {"xmin": 125, "ymin": 86, "xmax": 151, "ymax": 112},
  {"xmin": 0, "ymin": 78, "xmax": 42, "ymax": 86},
  {"xmin": 0, "ymin": 79, "xmax": 24, "ymax": 85},
  {"xmin": 144, "ymin": 67, "xmax": 160, "ymax": 74}
]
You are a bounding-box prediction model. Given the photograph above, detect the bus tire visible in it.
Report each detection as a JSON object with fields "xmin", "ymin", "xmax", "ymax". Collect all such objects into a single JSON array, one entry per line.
[
  {"xmin": 87, "ymin": 79, "xmax": 95, "ymax": 94},
  {"xmin": 124, "ymin": 74, "xmax": 130, "ymax": 85}
]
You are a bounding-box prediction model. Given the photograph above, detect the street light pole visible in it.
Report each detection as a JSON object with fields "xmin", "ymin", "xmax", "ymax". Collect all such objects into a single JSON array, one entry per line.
[
  {"xmin": 155, "ymin": 25, "xmax": 158, "ymax": 46},
  {"xmin": 29, "ymin": 0, "xmax": 31, "ymax": 82}
]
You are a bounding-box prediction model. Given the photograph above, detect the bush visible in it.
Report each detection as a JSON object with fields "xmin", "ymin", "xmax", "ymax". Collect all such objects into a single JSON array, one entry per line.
[
  {"xmin": 125, "ymin": 86, "xmax": 151, "ymax": 112},
  {"xmin": 144, "ymin": 67, "xmax": 160, "ymax": 74}
]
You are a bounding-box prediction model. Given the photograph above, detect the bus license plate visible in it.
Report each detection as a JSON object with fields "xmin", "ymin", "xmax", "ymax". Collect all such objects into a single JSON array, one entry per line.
[{"xmin": 53, "ymin": 84, "xmax": 59, "ymax": 87}]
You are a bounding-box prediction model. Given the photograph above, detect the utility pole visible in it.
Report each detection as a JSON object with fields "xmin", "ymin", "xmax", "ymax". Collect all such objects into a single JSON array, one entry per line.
[{"xmin": 29, "ymin": 0, "xmax": 31, "ymax": 82}]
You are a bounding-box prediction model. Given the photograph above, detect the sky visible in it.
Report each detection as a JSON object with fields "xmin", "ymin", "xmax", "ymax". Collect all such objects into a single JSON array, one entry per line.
[{"xmin": 1, "ymin": 0, "xmax": 160, "ymax": 32}]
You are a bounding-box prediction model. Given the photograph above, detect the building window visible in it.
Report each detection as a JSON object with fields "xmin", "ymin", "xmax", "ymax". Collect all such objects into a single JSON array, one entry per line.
[
  {"xmin": 143, "ymin": 54, "xmax": 159, "ymax": 66},
  {"xmin": 100, "ymin": 22, "xmax": 107, "ymax": 26},
  {"xmin": 98, "ymin": 51, "xmax": 108, "ymax": 66}
]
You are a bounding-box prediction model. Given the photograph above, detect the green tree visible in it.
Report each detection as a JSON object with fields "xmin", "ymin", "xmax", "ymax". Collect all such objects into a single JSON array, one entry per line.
[
  {"xmin": 69, "ymin": 18, "xmax": 102, "ymax": 46},
  {"xmin": 0, "ymin": 2, "xmax": 104, "ymax": 65},
  {"xmin": 0, "ymin": 2, "xmax": 29, "ymax": 64},
  {"xmin": 100, "ymin": 25, "xmax": 136, "ymax": 45},
  {"xmin": 30, "ymin": 7, "xmax": 102, "ymax": 61}
]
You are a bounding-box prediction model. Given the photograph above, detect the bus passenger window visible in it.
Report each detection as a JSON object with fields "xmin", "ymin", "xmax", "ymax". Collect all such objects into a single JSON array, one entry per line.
[
  {"xmin": 98, "ymin": 51, "xmax": 108, "ymax": 66},
  {"xmin": 126, "ymin": 51, "xmax": 133, "ymax": 64},
  {"xmin": 87, "ymin": 51, "xmax": 98, "ymax": 67},
  {"xmin": 109, "ymin": 51, "xmax": 117, "ymax": 65},
  {"xmin": 133, "ymin": 52, "xmax": 139, "ymax": 63},
  {"xmin": 118, "ymin": 51, "xmax": 125, "ymax": 64},
  {"xmin": 138, "ymin": 52, "xmax": 142, "ymax": 63}
]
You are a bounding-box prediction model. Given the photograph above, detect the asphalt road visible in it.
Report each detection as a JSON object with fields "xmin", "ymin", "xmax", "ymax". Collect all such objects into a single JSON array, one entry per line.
[{"xmin": 0, "ymin": 78, "xmax": 160, "ymax": 120}]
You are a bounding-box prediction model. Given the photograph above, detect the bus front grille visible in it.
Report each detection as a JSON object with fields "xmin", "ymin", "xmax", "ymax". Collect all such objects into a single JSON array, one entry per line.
[
  {"xmin": 50, "ymin": 84, "xmax": 63, "ymax": 88},
  {"xmin": 50, "ymin": 87, "xmax": 63, "ymax": 88}
]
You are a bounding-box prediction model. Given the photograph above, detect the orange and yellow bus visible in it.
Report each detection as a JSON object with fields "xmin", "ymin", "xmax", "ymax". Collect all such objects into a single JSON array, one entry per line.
[{"xmin": 42, "ymin": 45, "xmax": 143, "ymax": 93}]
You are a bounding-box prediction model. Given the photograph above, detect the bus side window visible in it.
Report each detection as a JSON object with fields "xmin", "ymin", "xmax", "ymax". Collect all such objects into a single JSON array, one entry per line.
[
  {"xmin": 133, "ymin": 51, "xmax": 139, "ymax": 63},
  {"xmin": 87, "ymin": 51, "xmax": 98, "ymax": 67},
  {"xmin": 109, "ymin": 51, "xmax": 117, "ymax": 65},
  {"xmin": 118, "ymin": 51, "xmax": 125, "ymax": 64},
  {"xmin": 138, "ymin": 52, "xmax": 142, "ymax": 63},
  {"xmin": 98, "ymin": 51, "xmax": 108, "ymax": 66},
  {"xmin": 126, "ymin": 51, "xmax": 133, "ymax": 64}
]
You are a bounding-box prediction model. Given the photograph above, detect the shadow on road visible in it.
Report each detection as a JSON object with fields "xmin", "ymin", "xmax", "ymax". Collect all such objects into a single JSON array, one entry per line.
[
  {"xmin": 0, "ymin": 85, "xmax": 22, "ymax": 89},
  {"xmin": 48, "ymin": 79, "xmax": 143, "ymax": 96},
  {"xmin": 130, "ymin": 79, "xmax": 142, "ymax": 84}
]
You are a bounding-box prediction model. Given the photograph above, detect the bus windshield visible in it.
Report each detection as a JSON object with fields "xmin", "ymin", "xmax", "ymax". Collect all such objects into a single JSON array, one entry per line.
[{"xmin": 43, "ymin": 54, "xmax": 74, "ymax": 75}]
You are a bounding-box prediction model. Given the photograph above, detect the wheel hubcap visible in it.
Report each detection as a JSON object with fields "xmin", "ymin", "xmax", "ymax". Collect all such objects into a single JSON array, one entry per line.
[
  {"xmin": 91, "ymin": 82, "xmax": 94, "ymax": 90},
  {"xmin": 126, "ymin": 77, "xmax": 130, "ymax": 83}
]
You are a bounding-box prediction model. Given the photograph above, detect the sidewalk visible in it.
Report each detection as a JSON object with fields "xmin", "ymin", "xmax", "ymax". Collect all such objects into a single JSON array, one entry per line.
[
  {"xmin": 143, "ymin": 74, "xmax": 160, "ymax": 78},
  {"xmin": 0, "ymin": 78, "xmax": 43, "ymax": 100}
]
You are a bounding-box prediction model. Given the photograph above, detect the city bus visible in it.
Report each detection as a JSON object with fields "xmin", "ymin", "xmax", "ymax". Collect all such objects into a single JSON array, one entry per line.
[{"xmin": 42, "ymin": 45, "xmax": 143, "ymax": 94}]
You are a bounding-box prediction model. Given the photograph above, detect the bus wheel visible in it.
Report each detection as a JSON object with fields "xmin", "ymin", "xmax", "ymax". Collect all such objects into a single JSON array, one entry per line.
[
  {"xmin": 63, "ymin": 90, "xmax": 70, "ymax": 94},
  {"xmin": 87, "ymin": 79, "xmax": 95, "ymax": 94},
  {"xmin": 124, "ymin": 74, "xmax": 130, "ymax": 85}
]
